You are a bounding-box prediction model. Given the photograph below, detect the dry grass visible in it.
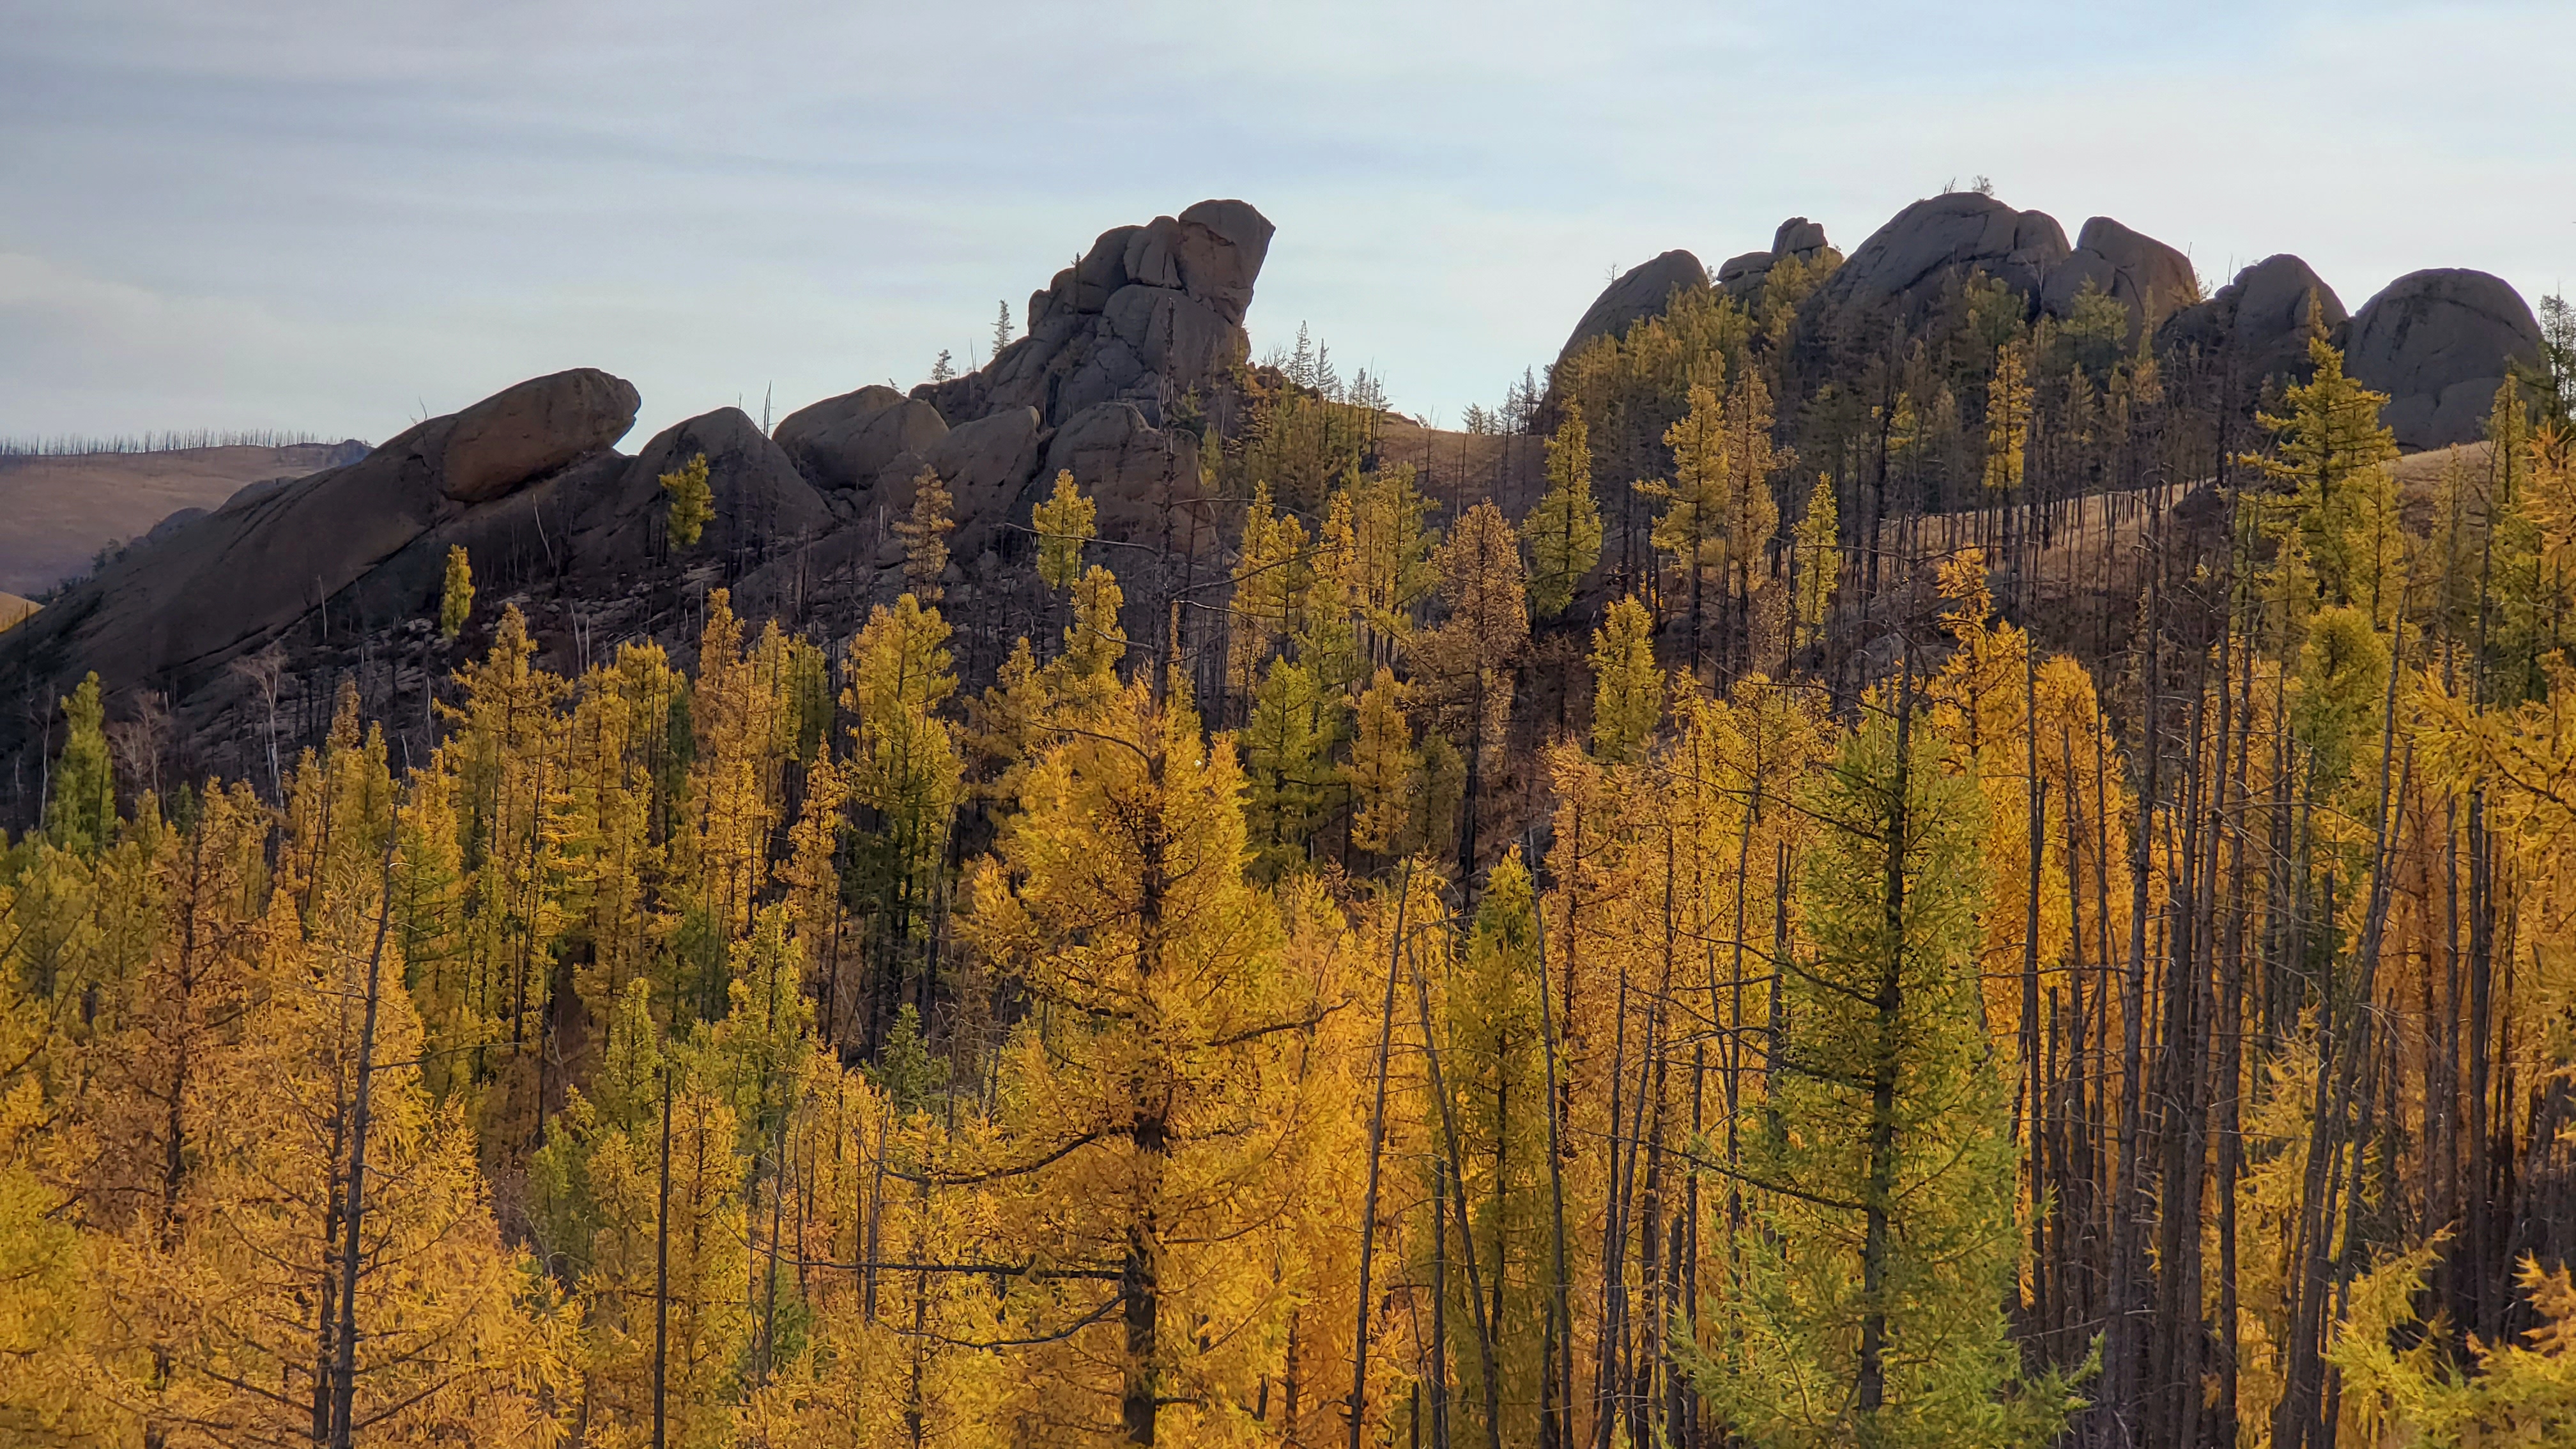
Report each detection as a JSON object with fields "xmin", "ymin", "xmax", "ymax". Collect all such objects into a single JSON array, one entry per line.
[
  {"xmin": 1373, "ymin": 416, "xmax": 1545, "ymax": 518},
  {"xmin": 0, "ymin": 593, "xmax": 34, "ymax": 632},
  {"xmin": 0, "ymin": 443, "xmax": 349, "ymax": 595}
]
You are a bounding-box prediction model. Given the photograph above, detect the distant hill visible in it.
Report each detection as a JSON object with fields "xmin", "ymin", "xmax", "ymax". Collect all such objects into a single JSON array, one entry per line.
[{"xmin": 0, "ymin": 440, "xmax": 364, "ymax": 596}]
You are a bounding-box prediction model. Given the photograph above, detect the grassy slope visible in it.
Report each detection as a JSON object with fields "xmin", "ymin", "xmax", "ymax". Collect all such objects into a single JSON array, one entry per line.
[{"xmin": 0, "ymin": 443, "xmax": 348, "ymax": 597}]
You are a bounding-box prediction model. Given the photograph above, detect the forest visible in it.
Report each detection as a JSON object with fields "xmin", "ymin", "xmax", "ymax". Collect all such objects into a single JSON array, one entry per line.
[{"xmin": 2, "ymin": 259, "xmax": 2574, "ymax": 1449}]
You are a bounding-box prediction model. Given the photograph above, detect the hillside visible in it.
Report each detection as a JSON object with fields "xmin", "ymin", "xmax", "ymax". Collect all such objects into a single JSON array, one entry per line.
[
  {"xmin": 0, "ymin": 440, "xmax": 361, "ymax": 596},
  {"xmin": 0, "ymin": 191, "xmax": 2570, "ymax": 1449}
]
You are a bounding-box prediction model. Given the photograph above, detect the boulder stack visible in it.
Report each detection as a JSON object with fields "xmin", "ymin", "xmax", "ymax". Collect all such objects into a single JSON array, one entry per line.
[
  {"xmin": 778, "ymin": 200, "xmax": 1275, "ymax": 556},
  {"xmin": 2041, "ymin": 217, "xmax": 2197, "ymax": 339},
  {"xmin": 0, "ymin": 368, "xmax": 641, "ymax": 698},
  {"xmin": 568, "ymin": 407, "xmax": 831, "ymax": 569},
  {"xmin": 2156, "ymin": 254, "xmax": 2347, "ymax": 395},
  {"xmin": 1717, "ymin": 217, "xmax": 1835, "ymax": 300},
  {"xmin": 913, "ymin": 198, "xmax": 1273, "ymax": 434},
  {"xmin": 774, "ymin": 387, "xmax": 948, "ymax": 495},
  {"xmin": 1809, "ymin": 192, "xmax": 2071, "ymax": 323}
]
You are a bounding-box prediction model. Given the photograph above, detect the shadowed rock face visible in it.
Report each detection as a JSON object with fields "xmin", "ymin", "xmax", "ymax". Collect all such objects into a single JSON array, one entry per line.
[
  {"xmin": 774, "ymin": 388, "xmax": 947, "ymax": 494},
  {"xmin": 0, "ymin": 368, "xmax": 641, "ymax": 699},
  {"xmin": 1813, "ymin": 192, "xmax": 2071, "ymax": 323},
  {"xmin": 436, "ymin": 369, "xmax": 642, "ymax": 503},
  {"xmin": 2042, "ymin": 217, "xmax": 2198, "ymax": 339},
  {"xmin": 2154, "ymin": 254, "xmax": 2347, "ymax": 396},
  {"xmin": 1038, "ymin": 401, "xmax": 1204, "ymax": 550},
  {"xmin": 1555, "ymin": 250, "xmax": 1712, "ymax": 367},
  {"xmin": 570, "ymin": 407, "xmax": 831, "ymax": 569},
  {"xmin": 2346, "ymin": 269, "xmax": 2542, "ymax": 449}
]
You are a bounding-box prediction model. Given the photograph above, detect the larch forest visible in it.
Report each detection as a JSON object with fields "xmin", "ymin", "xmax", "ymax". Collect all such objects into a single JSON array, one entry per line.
[{"xmin": 6, "ymin": 256, "xmax": 2576, "ymax": 1449}]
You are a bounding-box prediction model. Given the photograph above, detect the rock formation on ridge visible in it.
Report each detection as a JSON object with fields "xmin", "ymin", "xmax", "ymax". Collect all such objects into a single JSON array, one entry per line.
[
  {"xmin": 2345, "ymin": 268, "xmax": 2543, "ymax": 449},
  {"xmin": 2156, "ymin": 254, "xmax": 2348, "ymax": 396},
  {"xmin": 2042, "ymin": 216, "xmax": 2198, "ymax": 339},
  {"xmin": 1554, "ymin": 250, "xmax": 1713, "ymax": 369},
  {"xmin": 1717, "ymin": 217, "xmax": 1835, "ymax": 300},
  {"xmin": 1, "ymin": 369, "xmax": 643, "ymax": 703}
]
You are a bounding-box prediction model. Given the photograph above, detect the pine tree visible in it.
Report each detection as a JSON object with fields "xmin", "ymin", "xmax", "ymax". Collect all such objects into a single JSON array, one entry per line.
[
  {"xmin": 963, "ymin": 681, "xmax": 1330, "ymax": 1445},
  {"xmin": 1524, "ymin": 400, "xmax": 1604, "ymax": 620},
  {"xmin": 1436, "ymin": 849, "xmax": 1554, "ymax": 1445},
  {"xmin": 1241, "ymin": 656, "xmax": 1338, "ymax": 874},
  {"xmin": 1417, "ymin": 502, "xmax": 1529, "ymax": 887},
  {"xmin": 1791, "ymin": 474, "xmax": 1839, "ymax": 652},
  {"xmin": 1696, "ymin": 700, "xmax": 2077, "ymax": 1449},
  {"xmin": 896, "ymin": 468, "xmax": 955, "ymax": 603},
  {"xmin": 1589, "ymin": 595, "xmax": 1662, "ymax": 762},
  {"xmin": 842, "ymin": 595, "xmax": 963, "ymax": 1029},
  {"xmin": 663, "ymin": 452, "xmax": 715, "ymax": 549},
  {"xmin": 1345, "ymin": 667, "xmax": 1421, "ymax": 857},
  {"xmin": 1031, "ymin": 470, "xmax": 1096, "ymax": 595},
  {"xmin": 1227, "ymin": 484, "xmax": 1316, "ymax": 699},
  {"xmin": 1641, "ymin": 379, "xmax": 1731, "ymax": 673},
  {"xmin": 45, "ymin": 673, "xmax": 116, "ymax": 855},
  {"xmin": 1720, "ymin": 365, "xmax": 1784, "ymax": 670},
  {"xmin": 2248, "ymin": 329, "xmax": 2401, "ymax": 620},
  {"xmin": 1060, "ymin": 564, "xmax": 1128, "ymax": 695},
  {"xmin": 440, "ymin": 544, "xmax": 475, "ymax": 640},
  {"xmin": 1982, "ymin": 339, "xmax": 2033, "ymax": 494},
  {"xmin": 1315, "ymin": 464, "xmax": 1438, "ymax": 684}
]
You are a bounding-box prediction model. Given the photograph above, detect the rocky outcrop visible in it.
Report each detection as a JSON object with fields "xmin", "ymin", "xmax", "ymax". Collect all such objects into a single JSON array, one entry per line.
[
  {"xmin": 774, "ymin": 387, "xmax": 948, "ymax": 494},
  {"xmin": 923, "ymin": 407, "xmax": 1046, "ymax": 553},
  {"xmin": 912, "ymin": 199, "xmax": 1273, "ymax": 433},
  {"xmin": 2156, "ymin": 254, "xmax": 2347, "ymax": 394},
  {"xmin": 1039, "ymin": 402, "xmax": 1207, "ymax": 550},
  {"xmin": 2345, "ymin": 269, "xmax": 2542, "ymax": 449},
  {"xmin": 1774, "ymin": 217, "xmax": 1829, "ymax": 260},
  {"xmin": 142, "ymin": 507, "xmax": 209, "ymax": 548},
  {"xmin": 569, "ymin": 407, "xmax": 831, "ymax": 571},
  {"xmin": 770, "ymin": 201, "xmax": 1271, "ymax": 557},
  {"xmin": 433, "ymin": 369, "xmax": 639, "ymax": 503},
  {"xmin": 0, "ymin": 369, "xmax": 640, "ymax": 699},
  {"xmin": 1718, "ymin": 218, "xmax": 1835, "ymax": 300},
  {"xmin": 1811, "ymin": 192, "xmax": 2071, "ymax": 323},
  {"xmin": 1556, "ymin": 250, "xmax": 1711, "ymax": 366},
  {"xmin": 2041, "ymin": 217, "xmax": 2196, "ymax": 338}
]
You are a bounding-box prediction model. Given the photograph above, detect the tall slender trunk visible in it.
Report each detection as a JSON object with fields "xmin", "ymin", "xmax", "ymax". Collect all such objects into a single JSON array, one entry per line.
[
  {"xmin": 327, "ymin": 834, "xmax": 399, "ymax": 1448},
  {"xmin": 1348, "ymin": 868, "xmax": 1413, "ymax": 1449},
  {"xmin": 1529, "ymin": 847, "xmax": 1576, "ymax": 1449},
  {"xmin": 1855, "ymin": 663, "xmax": 1916, "ymax": 1429},
  {"xmin": 654, "ymin": 1068, "xmax": 673, "ymax": 1449}
]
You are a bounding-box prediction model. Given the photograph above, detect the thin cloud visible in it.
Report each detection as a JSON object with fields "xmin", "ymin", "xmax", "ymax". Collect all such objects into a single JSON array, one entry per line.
[{"xmin": 1, "ymin": 0, "xmax": 2566, "ymax": 441}]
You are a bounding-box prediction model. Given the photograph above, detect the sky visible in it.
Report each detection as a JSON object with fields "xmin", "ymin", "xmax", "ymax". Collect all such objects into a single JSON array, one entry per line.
[{"xmin": 3, "ymin": 0, "xmax": 2572, "ymax": 448}]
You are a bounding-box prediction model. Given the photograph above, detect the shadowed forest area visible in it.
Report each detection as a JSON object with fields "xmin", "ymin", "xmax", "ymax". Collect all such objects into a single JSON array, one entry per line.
[{"xmin": 3, "ymin": 226, "xmax": 2575, "ymax": 1449}]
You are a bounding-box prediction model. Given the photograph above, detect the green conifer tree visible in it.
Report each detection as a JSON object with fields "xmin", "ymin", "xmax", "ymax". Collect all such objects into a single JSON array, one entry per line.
[
  {"xmin": 45, "ymin": 673, "xmax": 116, "ymax": 854},
  {"xmin": 1792, "ymin": 475, "xmax": 1839, "ymax": 652},
  {"xmin": 1524, "ymin": 401, "xmax": 1604, "ymax": 620},
  {"xmin": 1694, "ymin": 703, "xmax": 2080, "ymax": 1449},
  {"xmin": 1588, "ymin": 596, "xmax": 1662, "ymax": 762}
]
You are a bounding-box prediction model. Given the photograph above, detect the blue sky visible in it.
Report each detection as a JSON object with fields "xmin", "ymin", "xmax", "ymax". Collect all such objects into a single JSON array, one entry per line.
[{"xmin": 3, "ymin": 0, "xmax": 2570, "ymax": 445}]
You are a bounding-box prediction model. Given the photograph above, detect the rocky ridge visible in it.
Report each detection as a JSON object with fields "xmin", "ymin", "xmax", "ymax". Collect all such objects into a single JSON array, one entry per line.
[
  {"xmin": 0, "ymin": 203, "xmax": 1274, "ymax": 788},
  {"xmin": 1554, "ymin": 188, "xmax": 2540, "ymax": 450}
]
